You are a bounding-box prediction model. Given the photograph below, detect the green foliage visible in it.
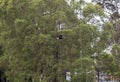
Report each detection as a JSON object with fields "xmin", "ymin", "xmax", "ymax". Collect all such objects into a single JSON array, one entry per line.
[
  {"xmin": 0, "ymin": 0, "xmax": 118, "ymax": 82},
  {"xmin": 83, "ymin": 3, "xmax": 105, "ymax": 17},
  {"xmin": 98, "ymin": 52, "xmax": 120, "ymax": 76}
]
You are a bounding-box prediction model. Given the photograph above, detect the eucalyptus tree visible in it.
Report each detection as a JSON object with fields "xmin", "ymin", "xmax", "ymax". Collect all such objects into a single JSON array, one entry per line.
[
  {"xmin": 93, "ymin": 0, "xmax": 120, "ymax": 65},
  {"xmin": 0, "ymin": 0, "xmax": 112, "ymax": 82},
  {"xmin": 70, "ymin": 0, "xmax": 120, "ymax": 80},
  {"xmin": 92, "ymin": 0, "xmax": 120, "ymax": 44},
  {"xmin": 0, "ymin": 0, "xmax": 78, "ymax": 81}
]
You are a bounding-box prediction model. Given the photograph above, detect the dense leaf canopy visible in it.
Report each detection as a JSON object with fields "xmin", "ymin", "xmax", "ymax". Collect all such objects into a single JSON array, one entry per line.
[{"xmin": 0, "ymin": 0, "xmax": 119, "ymax": 82}]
